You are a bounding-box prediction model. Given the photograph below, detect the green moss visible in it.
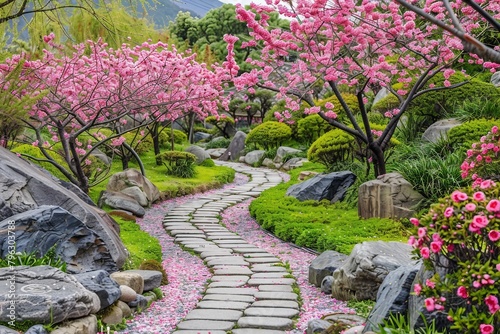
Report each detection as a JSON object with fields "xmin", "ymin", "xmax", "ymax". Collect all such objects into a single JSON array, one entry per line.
[{"xmin": 139, "ymin": 259, "xmax": 168, "ymax": 285}]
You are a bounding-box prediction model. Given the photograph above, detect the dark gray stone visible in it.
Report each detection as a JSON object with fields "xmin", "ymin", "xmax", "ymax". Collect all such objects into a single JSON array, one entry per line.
[
  {"xmin": 244, "ymin": 150, "xmax": 266, "ymax": 165},
  {"xmin": 273, "ymin": 146, "xmax": 302, "ymax": 164},
  {"xmin": 308, "ymin": 250, "xmax": 347, "ymax": 287},
  {"xmin": 24, "ymin": 325, "xmax": 49, "ymax": 334},
  {"xmin": 0, "ymin": 206, "xmax": 118, "ymax": 274},
  {"xmin": 306, "ymin": 319, "xmax": 331, "ymax": 334},
  {"xmin": 332, "ymin": 241, "xmax": 416, "ymax": 301},
  {"xmin": 185, "ymin": 145, "xmax": 211, "ymax": 164},
  {"xmin": 99, "ymin": 191, "xmax": 145, "ymax": 217},
  {"xmin": 194, "ymin": 132, "xmax": 211, "ymax": 143},
  {"xmin": 321, "ymin": 276, "xmax": 334, "ymax": 294},
  {"xmin": 0, "ymin": 325, "xmax": 19, "ymax": 334},
  {"xmin": 286, "ymin": 171, "xmax": 356, "ymax": 203},
  {"xmin": 128, "ymin": 294, "xmax": 148, "ymax": 310},
  {"xmin": 0, "ymin": 147, "xmax": 127, "ymax": 271},
  {"xmin": 127, "ymin": 270, "xmax": 163, "ymax": 291},
  {"xmin": 0, "ymin": 266, "xmax": 99, "ymax": 324},
  {"xmin": 363, "ymin": 263, "xmax": 421, "ymax": 332},
  {"xmin": 74, "ymin": 270, "xmax": 121, "ymax": 309},
  {"xmin": 220, "ymin": 131, "xmax": 246, "ymax": 161},
  {"xmin": 491, "ymin": 71, "xmax": 500, "ymax": 87}
]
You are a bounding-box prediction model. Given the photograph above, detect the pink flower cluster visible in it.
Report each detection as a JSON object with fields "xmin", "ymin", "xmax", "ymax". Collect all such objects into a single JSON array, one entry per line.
[{"xmin": 460, "ymin": 126, "xmax": 500, "ymax": 183}]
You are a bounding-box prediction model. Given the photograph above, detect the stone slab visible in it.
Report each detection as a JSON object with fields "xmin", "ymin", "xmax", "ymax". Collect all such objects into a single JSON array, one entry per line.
[
  {"xmin": 173, "ymin": 331, "xmax": 226, "ymax": 334},
  {"xmin": 170, "ymin": 230, "xmax": 204, "ymax": 236},
  {"xmin": 213, "ymin": 239, "xmax": 247, "ymax": 244},
  {"xmin": 244, "ymin": 307, "xmax": 299, "ymax": 318},
  {"xmin": 211, "ymin": 275, "xmax": 249, "ymax": 282},
  {"xmin": 237, "ymin": 317, "xmax": 293, "ymax": 330},
  {"xmin": 206, "ymin": 258, "xmax": 249, "ymax": 267},
  {"xmin": 244, "ymin": 253, "xmax": 276, "ymax": 258},
  {"xmin": 233, "ymin": 248, "xmax": 268, "ymax": 253},
  {"xmin": 258, "ymin": 285, "xmax": 294, "ymax": 292},
  {"xmin": 251, "ymin": 300, "xmax": 299, "ymax": 309},
  {"xmin": 200, "ymin": 251, "xmax": 234, "ymax": 259},
  {"xmin": 248, "ymin": 278, "xmax": 295, "ymax": 286},
  {"xmin": 197, "ymin": 301, "xmax": 250, "ymax": 310},
  {"xmin": 203, "ymin": 294, "xmax": 255, "ymax": 303},
  {"xmin": 254, "ymin": 292, "xmax": 298, "ymax": 301},
  {"xmin": 185, "ymin": 309, "xmax": 242, "ymax": 321},
  {"xmin": 251, "ymin": 273, "xmax": 287, "ymax": 278},
  {"xmin": 208, "ymin": 281, "xmax": 247, "ymax": 288},
  {"xmin": 245, "ymin": 258, "xmax": 281, "ymax": 264},
  {"xmin": 176, "ymin": 320, "xmax": 234, "ymax": 331},
  {"xmin": 214, "ymin": 267, "xmax": 253, "ymax": 275},
  {"xmin": 251, "ymin": 266, "xmax": 287, "ymax": 273},
  {"xmin": 206, "ymin": 288, "xmax": 258, "ymax": 296},
  {"xmin": 232, "ymin": 329, "xmax": 286, "ymax": 334},
  {"xmin": 218, "ymin": 244, "xmax": 255, "ymax": 249}
]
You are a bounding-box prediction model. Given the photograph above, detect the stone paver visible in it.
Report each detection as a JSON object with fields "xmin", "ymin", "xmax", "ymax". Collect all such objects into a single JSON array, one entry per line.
[
  {"xmin": 214, "ymin": 267, "xmax": 253, "ymax": 275},
  {"xmin": 173, "ymin": 331, "xmax": 226, "ymax": 334},
  {"xmin": 237, "ymin": 316, "xmax": 293, "ymax": 330},
  {"xmin": 232, "ymin": 329, "xmax": 286, "ymax": 334},
  {"xmin": 254, "ymin": 292, "xmax": 298, "ymax": 301},
  {"xmin": 206, "ymin": 288, "xmax": 258, "ymax": 296},
  {"xmin": 247, "ymin": 278, "xmax": 295, "ymax": 285},
  {"xmin": 244, "ymin": 307, "xmax": 299, "ymax": 318},
  {"xmin": 203, "ymin": 294, "xmax": 255, "ymax": 303},
  {"xmin": 197, "ymin": 301, "xmax": 250, "ymax": 310},
  {"xmin": 258, "ymin": 285, "xmax": 294, "ymax": 292},
  {"xmin": 176, "ymin": 320, "xmax": 234, "ymax": 331},
  {"xmin": 251, "ymin": 300, "xmax": 299, "ymax": 309},
  {"xmin": 184, "ymin": 309, "xmax": 242, "ymax": 321}
]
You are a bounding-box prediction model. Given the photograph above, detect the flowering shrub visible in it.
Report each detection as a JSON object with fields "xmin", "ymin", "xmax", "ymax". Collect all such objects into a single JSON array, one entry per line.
[
  {"xmin": 460, "ymin": 125, "xmax": 500, "ymax": 186},
  {"xmin": 409, "ymin": 180, "xmax": 500, "ymax": 333}
]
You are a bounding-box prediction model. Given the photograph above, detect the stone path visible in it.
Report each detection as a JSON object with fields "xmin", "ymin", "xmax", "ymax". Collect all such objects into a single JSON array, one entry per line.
[{"xmin": 166, "ymin": 162, "xmax": 299, "ymax": 334}]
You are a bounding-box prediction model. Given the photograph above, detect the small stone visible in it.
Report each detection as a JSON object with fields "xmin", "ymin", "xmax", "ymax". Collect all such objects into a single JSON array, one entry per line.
[
  {"xmin": 306, "ymin": 319, "xmax": 331, "ymax": 334},
  {"xmin": 128, "ymin": 294, "xmax": 148, "ymax": 310},
  {"xmin": 116, "ymin": 300, "xmax": 132, "ymax": 318},
  {"xmin": 101, "ymin": 305, "xmax": 123, "ymax": 325},
  {"xmin": 119, "ymin": 285, "xmax": 137, "ymax": 303},
  {"xmin": 111, "ymin": 272, "xmax": 144, "ymax": 294}
]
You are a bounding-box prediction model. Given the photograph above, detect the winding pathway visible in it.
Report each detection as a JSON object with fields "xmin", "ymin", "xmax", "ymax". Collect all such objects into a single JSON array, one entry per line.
[{"xmin": 121, "ymin": 161, "xmax": 350, "ymax": 334}]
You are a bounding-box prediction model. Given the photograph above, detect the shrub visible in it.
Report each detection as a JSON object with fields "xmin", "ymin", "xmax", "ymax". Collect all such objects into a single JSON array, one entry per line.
[
  {"xmin": 123, "ymin": 130, "xmax": 153, "ymax": 155},
  {"xmin": 199, "ymin": 158, "xmax": 215, "ymax": 167},
  {"xmin": 245, "ymin": 121, "xmax": 292, "ymax": 150},
  {"xmin": 448, "ymin": 118, "xmax": 500, "ymax": 152},
  {"xmin": 12, "ymin": 144, "xmax": 69, "ymax": 180},
  {"xmin": 409, "ymin": 181, "xmax": 500, "ymax": 333},
  {"xmin": 297, "ymin": 114, "xmax": 333, "ymax": 145},
  {"xmin": 371, "ymin": 94, "xmax": 400, "ymax": 114},
  {"xmin": 307, "ymin": 129, "xmax": 355, "ymax": 168},
  {"xmin": 0, "ymin": 245, "xmax": 67, "ymax": 272},
  {"xmin": 205, "ymin": 137, "xmax": 231, "ymax": 149},
  {"xmin": 158, "ymin": 129, "xmax": 188, "ymax": 148},
  {"xmin": 139, "ymin": 259, "xmax": 168, "ymax": 285},
  {"xmin": 156, "ymin": 151, "xmax": 197, "ymax": 178},
  {"xmin": 452, "ymin": 97, "xmax": 500, "ymax": 122}
]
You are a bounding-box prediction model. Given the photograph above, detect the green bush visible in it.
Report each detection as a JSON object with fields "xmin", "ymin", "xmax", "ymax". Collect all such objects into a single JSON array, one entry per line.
[
  {"xmin": 12, "ymin": 144, "xmax": 69, "ymax": 180},
  {"xmin": 447, "ymin": 118, "xmax": 500, "ymax": 152},
  {"xmin": 297, "ymin": 114, "xmax": 333, "ymax": 145},
  {"xmin": 156, "ymin": 151, "xmax": 197, "ymax": 178},
  {"xmin": 205, "ymin": 137, "xmax": 231, "ymax": 149},
  {"xmin": 123, "ymin": 131, "xmax": 153, "ymax": 155},
  {"xmin": 158, "ymin": 129, "xmax": 188, "ymax": 148},
  {"xmin": 246, "ymin": 121, "xmax": 292, "ymax": 150},
  {"xmin": 199, "ymin": 158, "xmax": 215, "ymax": 167},
  {"xmin": 371, "ymin": 94, "xmax": 400, "ymax": 113},
  {"xmin": 451, "ymin": 97, "xmax": 500, "ymax": 122},
  {"xmin": 307, "ymin": 129, "xmax": 355, "ymax": 168}
]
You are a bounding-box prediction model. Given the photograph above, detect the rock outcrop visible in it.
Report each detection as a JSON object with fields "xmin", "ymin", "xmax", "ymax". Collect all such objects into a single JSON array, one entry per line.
[
  {"xmin": 106, "ymin": 168, "xmax": 160, "ymax": 206},
  {"xmin": 74, "ymin": 270, "xmax": 121, "ymax": 309},
  {"xmin": 219, "ymin": 131, "xmax": 246, "ymax": 161},
  {"xmin": 185, "ymin": 145, "xmax": 211, "ymax": 164},
  {"xmin": 308, "ymin": 250, "xmax": 347, "ymax": 287},
  {"xmin": 421, "ymin": 119, "xmax": 461, "ymax": 143},
  {"xmin": 286, "ymin": 171, "xmax": 356, "ymax": 203}
]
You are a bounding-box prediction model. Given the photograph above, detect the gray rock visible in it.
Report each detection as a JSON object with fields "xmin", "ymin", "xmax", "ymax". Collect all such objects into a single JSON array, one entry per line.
[
  {"xmin": 99, "ymin": 191, "xmax": 145, "ymax": 217},
  {"xmin": 101, "ymin": 304, "xmax": 123, "ymax": 325},
  {"xmin": 491, "ymin": 71, "xmax": 500, "ymax": 87},
  {"xmin": 273, "ymin": 146, "xmax": 302, "ymax": 164},
  {"xmin": 0, "ymin": 325, "xmax": 19, "ymax": 334},
  {"xmin": 206, "ymin": 148, "xmax": 226, "ymax": 159},
  {"xmin": 0, "ymin": 147, "xmax": 127, "ymax": 272},
  {"xmin": 220, "ymin": 131, "xmax": 247, "ymax": 161},
  {"xmin": 185, "ymin": 145, "xmax": 211, "ymax": 164},
  {"xmin": 0, "ymin": 266, "xmax": 99, "ymax": 324},
  {"xmin": 128, "ymin": 294, "xmax": 148, "ymax": 310},
  {"xmin": 261, "ymin": 158, "xmax": 276, "ymax": 168},
  {"xmin": 309, "ymin": 250, "xmax": 347, "ymax": 287},
  {"xmin": 116, "ymin": 300, "xmax": 132, "ymax": 318},
  {"xmin": 50, "ymin": 315, "xmax": 97, "ymax": 334},
  {"xmin": 244, "ymin": 150, "xmax": 266, "ymax": 165},
  {"xmin": 421, "ymin": 118, "xmax": 461, "ymax": 143},
  {"xmin": 194, "ymin": 132, "xmax": 211, "ymax": 143},
  {"xmin": 127, "ymin": 270, "xmax": 163, "ymax": 291},
  {"xmin": 332, "ymin": 241, "xmax": 416, "ymax": 301},
  {"xmin": 0, "ymin": 206, "xmax": 118, "ymax": 274},
  {"xmin": 111, "ymin": 272, "xmax": 145, "ymax": 294},
  {"xmin": 73, "ymin": 270, "xmax": 121, "ymax": 309},
  {"xmin": 358, "ymin": 172, "xmax": 424, "ymax": 219},
  {"xmin": 306, "ymin": 319, "xmax": 331, "ymax": 334},
  {"xmin": 364, "ymin": 263, "xmax": 421, "ymax": 332},
  {"xmin": 281, "ymin": 158, "xmax": 307, "ymax": 171},
  {"xmin": 321, "ymin": 276, "xmax": 334, "ymax": 294},
  {"xmin": 24, "ymin": 325, "xmax": 49, "ymax": 334},
  {"xmin": 372, "ymin": 87, "xmax": 390, "ymax": 107},
  {"xmin": 119, "ymin": 285, "xmax": 137, "ymax": 303},
  {"xmin": 91, "ymin": 148, "xmax": 112, "ymax": 165},
  {"xmin": 106, "ymin": 168, "xmax": 160, "ymax": 205},
  {"xmin": 120, "ymin": 186, "xmax": 149, "ymax": 207},
  {"xmin": 286, "ymin": 171, "xmax": 356, "ymax": 203}
]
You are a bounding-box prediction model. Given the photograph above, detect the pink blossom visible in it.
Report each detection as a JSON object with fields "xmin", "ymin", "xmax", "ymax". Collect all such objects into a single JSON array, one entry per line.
[
  {"xmin": 451, "ymin": 191, "xmax": 468, "ymax": 202},
  {"xmin": 424, "ymin": 298, "xmax": 435, "ymax": 311},
  {"xmin": 410, "ymin": 218, "xmax": 419, "ymax": 226},
  {"xmin": 473, "ymin": 280, "xmax": 482, "ymax": 288},
  {"xmin": 324, "ymin": 102, "xmax": 334, "ymax": 109},
  {"xmin": 457, "ymin": 286, "xmax": 468, "ymax": 298},
  {"xmin": 414, "ymin": 283, "xmax": 422, "ymax": 295},
  {"xmin": 418, "ymin": 227, "xmax": 427, "ymax": 238},
  {"xmin": 430, "ymin": 241, "xmax": 441, "ymax": 253},
  {"xmin": 443, "ymin": 207, "xmax": 454, "ymax": 218},
  {"xmin": 425, "ymin": 279, "xmax": 436, "ymax": 288},
  {"xmin": 486, "ymin": 199, "xmax": 500, "ymax": 212},
  {"xmin": 465, "ymin": 203, "xmax": 476, "ymax": 212},
  {"xmin": 420, "ymin": 247, "xmax": 430, "ymax": 259},
  {"xmin": 473, "ymin": 191, "xmax": 486, "ymax": 201},
  {"xmin": 472, "ymin": 215, "xmax": 489, "ymax": 228},
  {"xmin": 485, "ymin": 295, "xmax": 500, "ymax": 314},
  {"xmin": 492, "ymin": 126, "xmax": 499, "ymax": 134},
  {"xmin": 489, "ymin": 230, "xmax": 500, "ymax": 242},
  {"xmin": 480, "ymin": 180, "xmax": 496, "ymax": 189},
  {"xmin": 480, "ymin": 324, "xmax": 494, "ymax": 334}
]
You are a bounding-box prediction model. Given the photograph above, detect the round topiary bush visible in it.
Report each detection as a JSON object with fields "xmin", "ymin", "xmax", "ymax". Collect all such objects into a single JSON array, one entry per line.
[
  {"xmin": 245, "ymin": 121, "xmax": 292, "ymax": 150},
  {"xmin": 307, "ymin": 129, "xmax": 355, "ymax": 168},
  {"xmin": 158, "ymin": 129, "xmax": 188, "ymax": 148},
  {"xmin": 448, "ymin": 118, "xmax": 500, "ymax": 152},
  {"xmin": 297, "ymin": 114, "xmax": 333, "ymax": 145},
  {"xmin": 123, "ymin": 131, "xmax": 153, "ymax": 154}
]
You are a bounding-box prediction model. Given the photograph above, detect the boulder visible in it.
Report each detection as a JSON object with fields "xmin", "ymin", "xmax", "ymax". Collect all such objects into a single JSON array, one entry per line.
[
  {"xmin": 206, "ymin": 148, "xmax": 226, "ymax": 159},
  {"xmin": 286, "ymin": 171, "xmax": 356, "ymax": 203},
  {"xmin": 106, "ymin": 168, "xmax": 160, "ymax": 205},
  {"xmin": 344, "ymin": 326, "xmax": 366, "ymax": 334},
  {"xmin": 74, "ymin": 270, "xmax": 121, "ymax": 309},
  {"xmin": 111, "ymin": 272, "xmax": 144, "ymax": 294},
  {"xmin": 0, "ymin": 266, "xmax": 99, "ymax": 324},
  {"xmin": 308, "ymin": 250, "xmax": 348, "ymax": 287},
  {"xmin": 281, "ymin": 157, "xmax": 307, "ymax": 171},
  {"xmin": 101, "ymin": 305, "xmax": 123, "ymax": 325},
  {"xmin": 323, "ymin": 313, "xmax": 366, "ymax": 329},
  {"xmin": 244, "ymin": 150, "xmax": 266, "ymax": 165},
  {"xmin": 119, "ymin": 286, "xmax": 137, "ymax": 303},
  {"xmin": 91, "ymin": 148, "xmax": 112, "ymax": 165},
  {"xmin": 363, "ymin": 263, "xmax": 421, "ymax": 332},
  {"xmin": 306, "ymin": 319, "xmax": 331, "ymax": 334},
  {"xmin": 421, "ymin": 118, "xmax": 461, "ymax": 143},
  {"xmin": 273, "ymin": 146, "xmax": 302, "ymax": 164},
  {"xmin": 50, "ymin": 315, "xmax": 98, "ymax": 334},
  {"xmin": 99, "ymin": 191, "xmax": 145, "ymax": 217},
  {"xmin": 261, "ymin": 158, "xmax": 276, "ymax": 168},
  {"xmin": 116, "ymin": 300, "xmax": 132, "ymax": 318},
  {"xmin": 220, "ymin": 131, "xmax": 247, "ymax": 161},
  {"xmin": 0, "ymin": 147, "xmax": 127, "ymax": 272},
  {"xmin": 358, "ymin": 172, "xmax": 424, "ymax": 219},
  {"xmin": 128, "ymin": 294, "xmax": 148, "ymax": 310},
  {"xmin": 298, "ymin": 171, "xmax": 319, "ymax": 181},
  {"xmin": 321, "ymin": 276, "xmax": 334, "ymax": 294},
  {"xmin": 120, "ymin": 186, "xmax": 149, "ymax": 207},
  {"xmin": 185, "ymin": 145, "xmax": 211, "ymax": 164},
  {"xmin": 194, "ymin": 132, "xmax": 211, "ymax": 143},
  {"xmin": 331, "ymin": 241, "xmax": 416, "ymax": 301},
  {"xmin": 372, "ymin": 87, "xmax": 390, "ymax": 107},
  {"xmin": 491, "ymin": 71, "xmax": 500, "ymax": 87},
  {"xmin": 126, "ymin": 270, "xmax": 163, "ymax": 292},
  {"xmin": 0, "ymin": 206, "xmax": 119, "ymax": 274},
  {"xmin": 25, "ymin": 325, "xmax": 49, "ymax": 334},
  {"xmin": 0, "ymin": 325, "xmax": 18, "ymax": 334}
]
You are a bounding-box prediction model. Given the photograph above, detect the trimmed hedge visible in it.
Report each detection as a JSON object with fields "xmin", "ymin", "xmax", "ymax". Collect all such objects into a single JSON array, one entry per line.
[
  {"xmin": 246, "ymin": 121, "xmax": 292, "ymax": 150},
  {"xmin": 307, "ymin": 129, "xmax": 355, "ymax": 168},
  {"xmin": 447, "ymin": 118, "xmax": 500, "ymax": 151}
]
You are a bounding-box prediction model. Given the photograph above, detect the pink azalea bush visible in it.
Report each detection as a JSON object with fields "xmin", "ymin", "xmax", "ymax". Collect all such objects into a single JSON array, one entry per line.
[{"xmin": 409, "ymin": 180, "xmax": 500, "ymax": 333}]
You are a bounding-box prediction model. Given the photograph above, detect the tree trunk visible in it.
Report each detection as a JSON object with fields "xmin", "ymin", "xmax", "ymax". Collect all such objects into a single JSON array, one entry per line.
[
  {"xmin": 151, "ymin": 123, "xmax": 162, "ymax": 166},
  {"xmin": 122, "ymin": 142, "xmax": 146, "ymax": 176},
  {"xmin": 370, "ymin": 144, "xmax": 386, "ymax": 177}
]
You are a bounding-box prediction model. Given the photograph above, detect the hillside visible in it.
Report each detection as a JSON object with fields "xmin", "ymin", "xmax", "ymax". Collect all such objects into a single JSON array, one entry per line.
[{"xmin": 145, "ymin": 0, "xmax": 224, "ymax": 27}]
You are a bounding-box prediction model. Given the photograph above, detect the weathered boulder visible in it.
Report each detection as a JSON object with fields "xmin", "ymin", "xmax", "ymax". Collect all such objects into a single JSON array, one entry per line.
[
  {"xmin": 106, "ymin": 168, "xmax": 160, "ymax": 205},
  {"xmin": 120, "ymin": 186, "xmax": 149, "ymax": 207},
  {"xmin": 116, "ymin": 300, "xmax": 132, "ymax": 318},
  {"xmin": 25, "ymin": 325, "xmax": 49, "ymax": 334},
  {"xmin": 0, "ymin": 206, "xmax": 119, "ymax": 274},
  {"xmin": 0, "ymin": 266, "xmax": 99, "ymax": 324},
  {"xmin": 332, "ymin": 241, "xmax": 416, "ymax": 301},
  {"xmin": 298, "ymin": 171, "xmax": 319, "ymax": 181},
  {"xmin": 491, "ymin": 71, "xmax": 500, "ymax": 87},
  {"xmin": 220, "ymin": 131, "xmax": 247, "ymax": 161},
  {"xmin": 321, "ymin": 276, "xmax": 334, "ymax": 294},
  {"xmin": 421, "ymin": 118, "xmax": 461, "ymax": 143},
  {"xmin": 307, "ymin": 319, "xmax": 331, "ymax": 334},
  {"xmin": 286, "ymin": 171, "xmax": 356, "ymax": 203},
  {"xmin": 0, "ymin": 325, "xmax": 19, "ymax": 334},
  {"xmin": 99, "ymin": 191, "xmax": 145, "ymax": 217},
  {"xmin": 128, "ymin": 294, "xmax": 148, "ymax": 310},
  {"xmin": 127, "ymin": 270, "xmax": 163, "ymax": 292},
  {"xmin": 244, "ymin": 150, "xmax": 266, "ymax": 165},
  {"xmin": 74, "ymin": 270, "xmax": 121, "ymax": 309},
  {"xmin": 194, "ymin": 131, "xmax": 211, "ymax": 143},
  {"xmin": 358, "ymin": 172, "xmax": 424, "ymax": 219},
  {"xmin": 91, "ymin": 148, "xmax": 112, "ymax": 165},
  {"xmin": 308, "ymin": 250, "xmax": 348, "ymax": 287},
  {"xmin": 118, "ymin": 285, "xmax": 137, "ymax": 303},
  {"xmin": 206, "ymin": 148, "xmax": 226, "ymax": 159},
  {"xmin": 50, "ymin": 315, "xmax": 98, "ymax": 334},
  {"xmin": 111, "ymin": 271, "xmax": 144, "ymax": 294},
  {"xmin": 363, "ymin": 263, "xmax": 421, "ymax": 332},
  {"xmin": 0, "ymin": 147, "xmax": 127, "ymax": 271},
  {"xmin": 281, "ymin": 157, "xmax": 307, "ymax": 171},
  {"xmin": 323, "ymin": 313, "xmax": 366, "ymax": 329},
  {"xmin": 101, "ymin": 304, "xmax": 123, "ymax": 325},
  {"xmin": 185, "ymin": 145, "xmax": 211, "ymax": 164},
  {"xmin": 261, "ymin": 158, "xmax": 276, "ymax": 168},
  {"xmin": 273, "ymin": 146, "xmax": 302, "ymax": 164}
]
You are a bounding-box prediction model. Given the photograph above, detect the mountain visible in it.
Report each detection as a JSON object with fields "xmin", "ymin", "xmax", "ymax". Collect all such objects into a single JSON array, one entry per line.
[
  {"xmin": 144, "ymin": 0, "xmax": 224, "ymax": 27},
  {"xmin": 172, "ymin": 0, "xmax": 224, "ymax": 17}
]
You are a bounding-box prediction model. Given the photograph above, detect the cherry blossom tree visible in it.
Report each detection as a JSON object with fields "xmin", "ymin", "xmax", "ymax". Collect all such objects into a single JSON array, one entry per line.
[
  {"xmin": 226, "ymin": 0, "xmax": 500, "ymax": 176},
  {"xmin": 1, "ymin": 35, "xmax": 229, "ymax": 193}
]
